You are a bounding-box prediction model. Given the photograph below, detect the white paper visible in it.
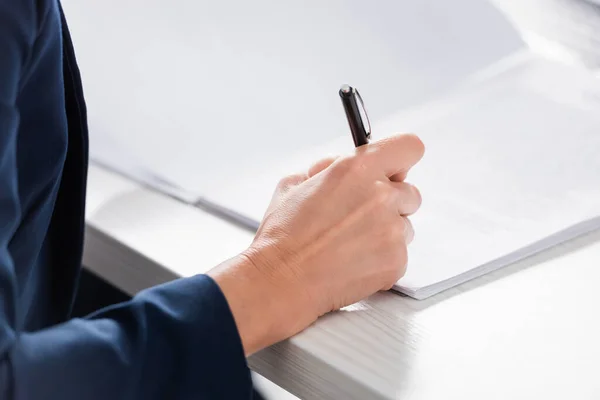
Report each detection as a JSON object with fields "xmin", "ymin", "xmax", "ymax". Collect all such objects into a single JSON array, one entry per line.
[{"xmin": 396, "ymin": 56, "xmax": 600, "ymax": 297}]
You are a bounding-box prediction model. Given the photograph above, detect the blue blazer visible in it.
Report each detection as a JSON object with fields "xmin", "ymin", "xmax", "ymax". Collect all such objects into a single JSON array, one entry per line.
[{"xmin": 0, "ymin": 1, "xmax": 256, "ymax": 398}]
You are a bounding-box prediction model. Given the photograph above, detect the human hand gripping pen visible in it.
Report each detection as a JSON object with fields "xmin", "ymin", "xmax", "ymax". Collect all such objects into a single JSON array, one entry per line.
[{"xmin": 339, "ymin": 84, "xmax": 372, "ymax": 147}]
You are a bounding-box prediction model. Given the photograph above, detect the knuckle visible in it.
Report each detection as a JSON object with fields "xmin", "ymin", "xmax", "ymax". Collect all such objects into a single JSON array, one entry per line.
[
  {"xmin": 397, "ymin": 182, "xmax": 422, "ymax": 214},
  {"xmin": 308, "ymin": 156, "xmax": 338, "ymax": 177},
  {"xmin": 277, "ymin": 176, "xmax": 293, "ymax": 188},
  {"xmin": 408, "ymin": 184, "xmax": 422, "ymax": 208},
  {"xmin": 277, "ymin": 174, "xmax": 300, "ymax": 190},
  {"xmin": 381, "ymin": 229, "xmax": 398, "ymax": 249},
  {"xmin": 380, "ymin": 220, "xmax": 404, "ymax": 250},
  {"xmin": 333, "ymin": 156, "xmax": 354, "ymax": 174},
  {"xmin": 389, "ymin": 220, "xmax": 406, "ymax": 242},
  {"xmin": 334, "ymin": 155, "xmax": 367, "ymax": 176},
  {"xmin": 403, "ymin": 217, "xmax": 415, "ymax": 243},
  {"xmin": 374, "ymin": 183, "xmax": 396, "ymax": 208}
]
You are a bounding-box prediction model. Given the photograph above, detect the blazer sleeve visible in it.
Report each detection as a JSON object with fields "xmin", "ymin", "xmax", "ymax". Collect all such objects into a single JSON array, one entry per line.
[
  {"xmin": 0, "ymin": 2, "xmax": 253, "ymax": 399},
  {"xmin": 1, "ymin": 275, "xmax": 254, "ymax": 399}
]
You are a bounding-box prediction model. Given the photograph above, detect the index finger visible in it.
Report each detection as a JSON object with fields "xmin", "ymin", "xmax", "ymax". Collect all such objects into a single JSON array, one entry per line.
[{"xmin": 362, "ymin": 134, "xmax": 425, "ymax": 179}]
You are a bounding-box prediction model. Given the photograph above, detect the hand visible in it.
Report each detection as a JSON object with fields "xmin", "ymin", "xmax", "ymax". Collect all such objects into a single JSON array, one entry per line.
[{"xmin": 209, "ymin": 134, "xmax": 424, "ymax": 355}]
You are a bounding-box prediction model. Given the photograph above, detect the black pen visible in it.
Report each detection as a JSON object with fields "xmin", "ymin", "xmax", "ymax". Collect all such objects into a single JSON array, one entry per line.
[{"xmin": 339, "ymin": 84, "xmax": 371, "ymax": 147}]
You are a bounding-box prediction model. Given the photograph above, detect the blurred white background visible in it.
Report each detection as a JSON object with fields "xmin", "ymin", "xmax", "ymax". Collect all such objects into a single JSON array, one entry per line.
[{"xmin": 62, "ymin": 0, "xmax": 522, "ymax": 197}]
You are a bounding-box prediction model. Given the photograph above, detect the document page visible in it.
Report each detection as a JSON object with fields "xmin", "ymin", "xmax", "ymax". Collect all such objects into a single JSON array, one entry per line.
[{"xmin": 397, "ymin": 56, "xmax": 600, "ymax": 297}]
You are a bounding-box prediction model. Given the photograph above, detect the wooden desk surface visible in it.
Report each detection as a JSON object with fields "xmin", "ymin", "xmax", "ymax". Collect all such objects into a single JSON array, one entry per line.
[{"xmin": 85, "ymin": 166, "xmax": 600, "ymax": 400}]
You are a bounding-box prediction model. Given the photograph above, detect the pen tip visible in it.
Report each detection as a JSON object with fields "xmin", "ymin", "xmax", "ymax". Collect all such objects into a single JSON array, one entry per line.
[{"xmin": 340, "ymin": 84, "xmax": 352, "ymax": 94}]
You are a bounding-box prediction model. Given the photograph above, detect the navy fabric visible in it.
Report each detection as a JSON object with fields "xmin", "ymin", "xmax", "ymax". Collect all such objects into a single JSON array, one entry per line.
[{"xmin": 0, "ymin": 1, "xmax": 254, "ymax": 398}]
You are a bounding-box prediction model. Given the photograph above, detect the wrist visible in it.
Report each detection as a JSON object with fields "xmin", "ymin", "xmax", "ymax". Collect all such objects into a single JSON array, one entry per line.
[{"xmin": 208, "ymin": 249, "xmax": 315, "ymax": 356}]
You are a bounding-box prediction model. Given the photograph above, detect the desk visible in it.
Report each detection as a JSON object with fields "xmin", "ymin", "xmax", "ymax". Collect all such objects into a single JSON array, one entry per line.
[{"xmin": 85, "ymin": 165, "xmax": 600, "ymax": 400}]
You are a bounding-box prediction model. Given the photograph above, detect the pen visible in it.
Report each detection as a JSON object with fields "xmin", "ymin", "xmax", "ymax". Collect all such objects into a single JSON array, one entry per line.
[{"xmin": 339, "ymin": 84, "xmax": 371, "ymax": 147}]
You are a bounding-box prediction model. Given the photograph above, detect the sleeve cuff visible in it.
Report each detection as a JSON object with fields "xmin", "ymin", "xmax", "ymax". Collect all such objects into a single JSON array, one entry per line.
[{"xmin": 137, "ymin": 274, "xmax": 254, "ymax": 399}]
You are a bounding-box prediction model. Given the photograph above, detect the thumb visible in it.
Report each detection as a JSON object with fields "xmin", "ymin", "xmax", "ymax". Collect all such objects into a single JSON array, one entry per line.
[
  {"xmin": 259, "ymin": 172, "xmax": 307, "ymax": 225},
  {"xmin": 307, "ymin": 156, "xmax": 339, "ymax": 178},
  {"xmin": 275, "ymin": 173, "xmax": 308, "ymax": 194},
  {"xmin": 267, "ymin": 155, "xmax": 338, "ymax": 214}
]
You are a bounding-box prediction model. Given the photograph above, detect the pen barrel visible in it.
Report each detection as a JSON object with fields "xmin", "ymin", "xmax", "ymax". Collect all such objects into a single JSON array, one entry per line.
[{"xmin": 339, "ymin": 88, "xmax": 369, "ymax": 147}]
